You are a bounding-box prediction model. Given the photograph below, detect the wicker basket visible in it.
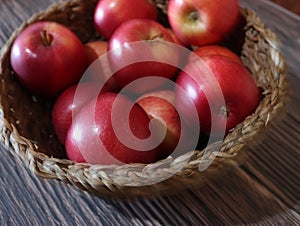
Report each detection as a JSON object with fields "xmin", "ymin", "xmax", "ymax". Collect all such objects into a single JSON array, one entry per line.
[{"xmin": 0, "ymin": 0, "xmax": 288, "ymax": 198}]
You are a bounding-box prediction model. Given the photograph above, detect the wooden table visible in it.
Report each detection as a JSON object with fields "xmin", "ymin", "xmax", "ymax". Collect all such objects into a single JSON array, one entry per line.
[
  {"xmin": 0, "ymin": 0, "xmax": 299, "ymax": 225},
  {"xmin": 270, "ymin": 0, "xmax": 300, "ymax": 15}
]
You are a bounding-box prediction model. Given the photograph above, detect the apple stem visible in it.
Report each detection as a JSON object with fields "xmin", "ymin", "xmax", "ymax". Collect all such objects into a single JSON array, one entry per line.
[{"xmin": 40, "ymin": 30, "xmax": 53, "ymax": 47}]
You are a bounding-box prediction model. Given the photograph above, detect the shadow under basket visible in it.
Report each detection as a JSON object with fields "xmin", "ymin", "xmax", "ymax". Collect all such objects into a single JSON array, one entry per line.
[{"xmin": 0, "ymin": 0, "xmax": 288, "ymax": 198}]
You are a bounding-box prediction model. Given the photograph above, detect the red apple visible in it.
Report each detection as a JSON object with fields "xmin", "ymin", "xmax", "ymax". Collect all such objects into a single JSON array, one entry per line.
[
  {"xmin": 65, "ymin": 92, "xmax": 161, "ymax": 164},
  {"xmin": 167, "ymin": 0, "xmax": 241, "ymax": 46},
  {"xmin": 52, "ymin": 82, "xmax": 107, "ymax": 144},
  {"xmin": 189, "ymin": 45, "xmax": 243, "ymax": 65},
  {"xmin": 84, "ymin": 40, "xmax": 108, "ymax": 66},
  {"xmin": 94, "ymin": 0, "xmax": 158, "ymax": 39},
  {"xmin": 175, "ymin": 55, "xmax": 262, "ymax": 136},
  {"xmin": 84, "ymin": 40, "xmax": 119, "ymax": 91},
  {"xmin": 137, "ymin": 89, "xmax": 201, "ymax": 159},
  {"xmin": 166, "ymin": 28, "xmax": 189, "ymax": 48},
  {"xmin": 10, "ymin": 21, "xmax": 87, "ymax": 99},
  {"xmin": 137, "ymin": 90, "xmax": 181, "ymax": 159},
  {"xmin": 108, "ymin": 19, "xmax": 180, "ymax": 94}
]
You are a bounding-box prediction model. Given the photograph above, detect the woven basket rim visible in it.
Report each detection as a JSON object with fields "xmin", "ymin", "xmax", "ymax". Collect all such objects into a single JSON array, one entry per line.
[{"xmin": 0, "ymin": 1, "xmax": 289, "ymax": 197}]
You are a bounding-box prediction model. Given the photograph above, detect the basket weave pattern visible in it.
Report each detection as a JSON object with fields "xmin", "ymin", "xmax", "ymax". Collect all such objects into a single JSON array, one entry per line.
[{"xmin": 0, "ymin": 0, "xmax": 288, "ymax": 197}]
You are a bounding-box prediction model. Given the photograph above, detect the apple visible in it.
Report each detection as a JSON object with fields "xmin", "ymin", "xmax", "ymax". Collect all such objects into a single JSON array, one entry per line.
[
  {"xmin": 52, "ymin": 82, "xmax": 107, "ymax": 144},
  {"xmin": 84, "ymin": 40, "xmax": 119, "ymax": 91},
  {"xmin": 137, "ymin": 90, "xmax": 181, "ymax": 159},
  {"xmin": 10, "ymin": 21, "xmax": 87, "ymax": 99},
  {"xmin": 137, "ymin": 89, "xmax": 202, "ymax": 159},
  {"xmin": 65, "ymin": 92, "xmax": 162, "ymax": 164},
  {"xmin": 108, "ymin": 19, "xmax": 180, "ymax": 94},
  {"xmin": 94, "ymin": 0, "xmax": 158, "ymax": 39},
  {"xmin": 189, "ymin": 45, "xmax": 243, "ymax": 65},
  {"xmin": 84, "ymin": 40, "xmax": 108, "ymax": 66},
  {"xmin": 175, "ymin": 55, "xmax": 262, "ymax": 136},
  {"xmin": 166, "ymin": 28, "xmax": 189, "ymax": 48},
  {"xmin": 167, "ymin": 0, "xmax": 241, "ymax": 46}
]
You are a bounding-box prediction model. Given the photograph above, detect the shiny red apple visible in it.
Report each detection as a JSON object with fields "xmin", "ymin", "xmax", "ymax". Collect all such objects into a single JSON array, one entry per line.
[
  {"xmin": 189, "ymin": 45, "xmax": 243, "ymax": 65},
  {"xmin": 94, "ymin": 0, "xmax": 158, "ymax": 39},
  {"xmin": 52, "ymin": 82, "xmax": 106, "ymax": 144},
  {"xmin": 10, "ymin": 21, "xmax": 87, "ymax": 99},
  {"xmin": 167, "ymin": 0, "xmax": 241, "ymax": 46},
  {"xmin": 137, "ymin": 90, "xmax": 181, "ymax": 159},
  {"xmin": 84, "ymin": 40, "xmax": 108, "ymax": 66},
  {"xmin": 65, "ymin": 92, "xmax": 161, "ymax": 164},
  {"xmin": 166, "ymin": 28, "xmax": 189, "ymax": 48},
  {"xmin": 108, "ymin": 19, "xmax": 180, "ymax": 94},
  {"xmin": 84, "ymin": 40, "xmax": 119, "ymax": 91},
  {"xmin": 175, "ymin": 55, "xmax": 262, "ymax": 136}
]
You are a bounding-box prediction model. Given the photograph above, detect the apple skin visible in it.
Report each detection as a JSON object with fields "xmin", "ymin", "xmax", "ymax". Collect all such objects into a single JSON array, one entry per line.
[
  {"xmin": 175, "ymin": 55, "xmax": 262, "ymax": 136},
  {"xmin": 108, "ymin": 19, "xmax": 180, "ymax": 94},
  {"xmin": 137, "ymin": 90, "xmax": 181, "ymax": 159},
  {"xmin": 94, "ymin": 0, "xmax": 158, "ymax": 39},
  {"xmin": 84, "ymin": 40, "xmax": 108, "ymax": 67},
  {"xmin": 167, "ymin": 0, "xmax": 240, "ymax": 46},
  {"xmin": 189, "ymin": 45, "xmax": 243, "ymax": 65},
  {"xmin": 137, "ymin": 89, "xmax": 200, "ymax": 159},
  {"xmin": 166, "ymin": 28, "xmax": 189, "ymax": 48},
  {"xmin": 10, "ymin": 21, "xmax": 87, "ymax": 99},
  {"xmin": 65, "ymin": 92, "xmax": 161, "ymax": 164},
  {"xmin": 84, "ymin": 40, "xmax": 119, "ymax": 91},
  {"xmin": 52, "ymin": 82, "xmax": 107, "ymax": 144}
]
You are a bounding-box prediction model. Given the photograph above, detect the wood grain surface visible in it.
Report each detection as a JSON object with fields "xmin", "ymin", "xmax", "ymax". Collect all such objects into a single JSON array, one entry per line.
[
  {"xmin": 269, "ymin": 0, "xmax": 300, "ymax": 15},
  {"xmin": 0, "ymin": 0, "xmax": 299, "ymax": 225}
]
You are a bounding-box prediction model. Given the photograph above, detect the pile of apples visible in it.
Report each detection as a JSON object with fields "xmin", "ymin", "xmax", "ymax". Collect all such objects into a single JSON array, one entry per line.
[{"xmin": 9, "ymin": 0, "xmax": 262, "ymax": 165}]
